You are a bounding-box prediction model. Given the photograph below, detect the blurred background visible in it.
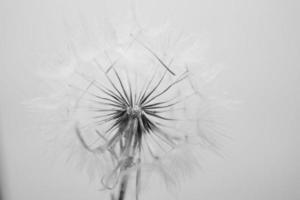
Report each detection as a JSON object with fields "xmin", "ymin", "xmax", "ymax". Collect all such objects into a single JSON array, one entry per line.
[{"xmin": 0, "ymin": 0, "xmax": 299, "ymax": 199}]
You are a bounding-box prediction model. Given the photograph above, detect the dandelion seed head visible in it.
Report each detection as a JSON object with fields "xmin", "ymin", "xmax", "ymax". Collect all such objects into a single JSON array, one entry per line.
[{"xmin": 32, "ymin": 17, "xmax": 224, "ymax": 198}]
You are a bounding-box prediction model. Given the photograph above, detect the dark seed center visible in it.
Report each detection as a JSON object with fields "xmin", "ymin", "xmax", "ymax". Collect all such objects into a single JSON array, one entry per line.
[{"xmin": 126, "ymin": 105, "xmax": 142, "ymax": 118}]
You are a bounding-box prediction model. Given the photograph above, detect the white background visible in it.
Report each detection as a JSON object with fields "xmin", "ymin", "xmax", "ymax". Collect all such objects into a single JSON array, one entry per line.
[{"xmin": 0, "ymin": 0, "xmax": 299, "ymax": 200}]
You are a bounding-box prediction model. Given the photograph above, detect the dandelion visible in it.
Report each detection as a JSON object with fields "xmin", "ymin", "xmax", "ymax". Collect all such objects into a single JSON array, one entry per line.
[{"xmin": 34, "ymin": 19, "xmax": 221, "ymax": 200}]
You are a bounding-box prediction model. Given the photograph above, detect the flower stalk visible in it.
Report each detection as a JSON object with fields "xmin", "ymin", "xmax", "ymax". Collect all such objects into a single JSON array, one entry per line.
[{"xmin": 117, "ymin": 174, "xmax": 129, "ymax": 200}]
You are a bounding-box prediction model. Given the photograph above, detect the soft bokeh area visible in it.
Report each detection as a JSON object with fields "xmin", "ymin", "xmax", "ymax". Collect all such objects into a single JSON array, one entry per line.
[{"xmin": 0, "ymin": 0, "xmax": 299, "ymax": 200}]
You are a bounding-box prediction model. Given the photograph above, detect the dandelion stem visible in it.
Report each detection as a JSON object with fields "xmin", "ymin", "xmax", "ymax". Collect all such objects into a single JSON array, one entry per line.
[{"xmin": 118, "ymin": 174, "xmax": 129, "ymax": 200}]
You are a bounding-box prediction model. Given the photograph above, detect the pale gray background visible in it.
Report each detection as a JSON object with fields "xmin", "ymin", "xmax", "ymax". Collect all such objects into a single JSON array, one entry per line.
[{"xmin": 0, "ymin": 0, "xmax": 299, "ymax": 200}]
